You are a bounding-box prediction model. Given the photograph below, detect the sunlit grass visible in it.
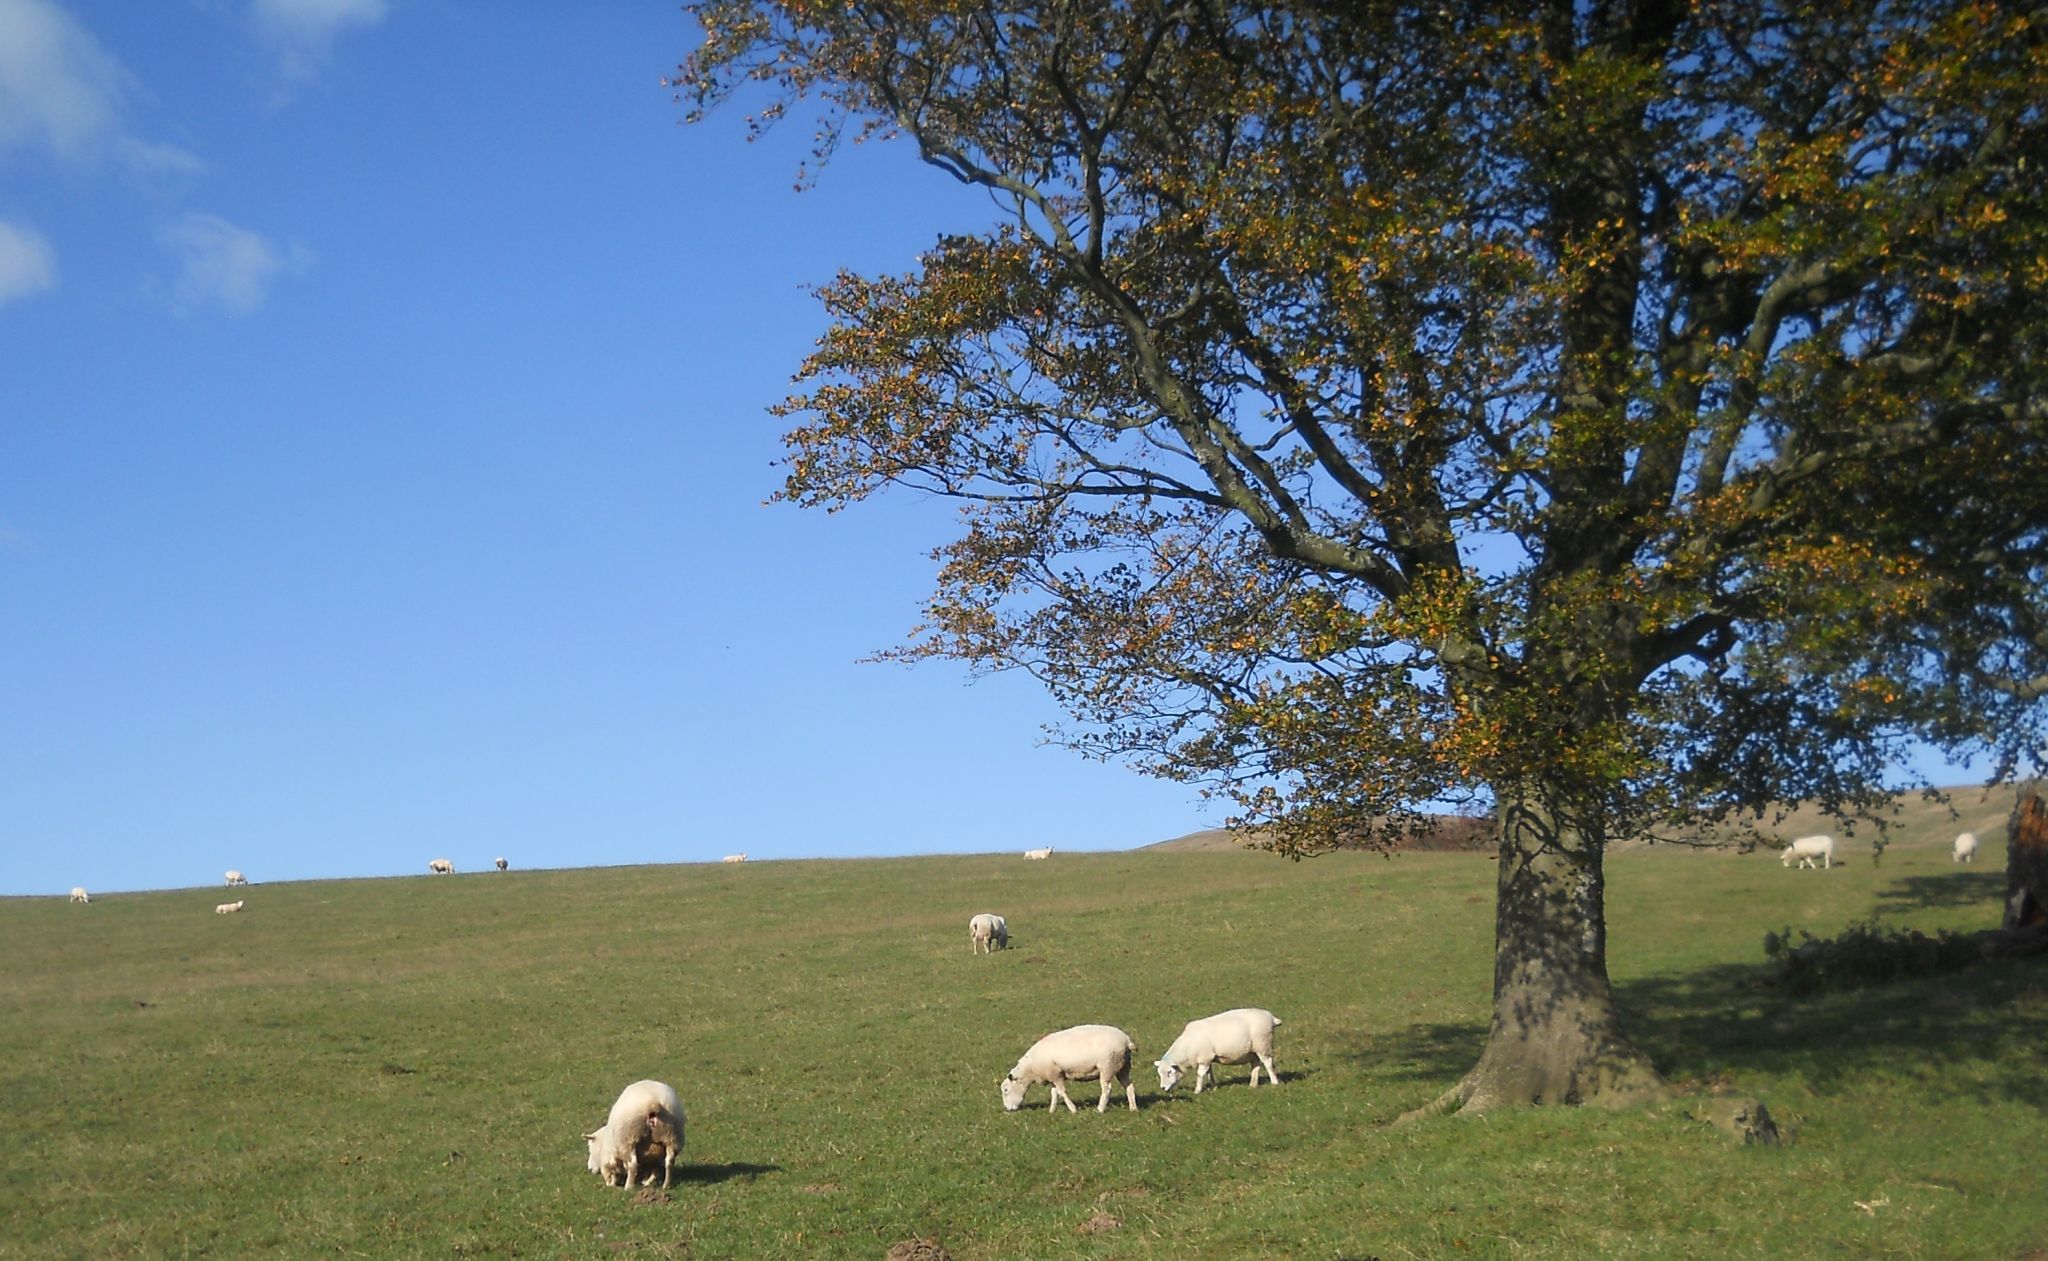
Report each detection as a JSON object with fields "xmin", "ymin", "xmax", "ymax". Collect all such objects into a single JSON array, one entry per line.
[{"xmin": 1, "ymin": 836, "xmax": 2039, "ymax": 1258}]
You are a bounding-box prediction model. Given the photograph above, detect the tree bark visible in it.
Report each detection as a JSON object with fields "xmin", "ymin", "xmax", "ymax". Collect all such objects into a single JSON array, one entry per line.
[{"xmin": 1403, "ymin": 785, "xmax": 1671, "ymax": 1120}]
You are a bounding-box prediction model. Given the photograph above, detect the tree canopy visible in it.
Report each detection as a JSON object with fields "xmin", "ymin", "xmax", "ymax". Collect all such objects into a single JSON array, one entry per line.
[{"xmin": 677, "ymin": 0, "xmax": 2047, "ymax": 1110}]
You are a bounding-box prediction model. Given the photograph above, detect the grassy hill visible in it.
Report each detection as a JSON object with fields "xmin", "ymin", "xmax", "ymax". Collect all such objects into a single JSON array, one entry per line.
[{"xmin": 2, "ymin": 799, "xmax": 2042, "ymax": 1259}]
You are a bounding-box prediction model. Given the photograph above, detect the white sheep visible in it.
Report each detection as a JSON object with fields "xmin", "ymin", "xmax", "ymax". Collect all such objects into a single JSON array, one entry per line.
[
  {"xmin": 224, "ymin": 870, "xmax": 248, "ymax": 886},
  {"xmin": 1022, "ymin": 846, "xmax": 1053, "ymax": 861},
  {"xmin": 69, "ymin": 887, "xmax": 90, "ymax": 904},
  {"xmin": 1954, "ymin": 831, "xmax": 1979, "ymax": 863},
  {"xmin": 494, "ymin": 856, "xmax": 509, "ymax": 871},
  {"xmin": 428, "ymin": 858, "xmax": 455, "ymax": 875},
  {"xmin": 721, "ymin": 853, "xmax": 747, "ymax": 864},
  {"xmin": 1155, "ymin": 1008, "xmax": 1283, "ymax": 1093},
  {"xmin": 584, "ymin": 1079, "xmax": 684, "ymax": 1189},
  {"xmin": 999, "ymin": 1024, "xmax": 1138, "ymax": 1114},
  {"xmin": 215, "ymin": 900, "xmax": 245, "ymax": 915},
  {"xmin": 969, "ymin": 913, "xmax": 1008, "ymax": 954},
  {"xmin": 1781, "ymin": 835, "xmax": 1835, "ymax": 869}
]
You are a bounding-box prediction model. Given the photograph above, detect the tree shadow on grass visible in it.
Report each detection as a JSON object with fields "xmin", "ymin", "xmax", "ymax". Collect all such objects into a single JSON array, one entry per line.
[
  {"xmin": 673, "ymin": 1162, "xmax": 781, "ymax": 1185},
  {"xmin": 1357, "ymin": 958, "xmax": 2048, "ymax": 1111},
  {"xmin": 1872, "ymin": 870, "xmax": 2007, "ymax": 916}
]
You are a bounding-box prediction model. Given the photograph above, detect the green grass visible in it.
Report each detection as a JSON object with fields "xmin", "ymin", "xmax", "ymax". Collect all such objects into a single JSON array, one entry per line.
[{"xmin": 2, "ymin": 836, "xmax": 2041, "ymax": 1259}]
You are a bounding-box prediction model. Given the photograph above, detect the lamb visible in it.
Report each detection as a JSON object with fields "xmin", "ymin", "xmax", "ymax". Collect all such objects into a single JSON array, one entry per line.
[
  {"xmin": 999, "ymin": 1024, "xmax": 1138, "ymax": 1114},
  {"xmin": 1954, "ymin": 831, "xmax": 1979, "ymax": 863},
  {"xmin": 224, "ymin": 870, "xmax": 248, "ymax": 886},
  {"xmin": 1781, "ymin": 835, "xmax": 1835, "ymax": 869},
  {"xmin": 494, "ymin": 857, "xmax": 509, "ymax": 871},
  {"xmin": 721, "ymin": 853, "xmax": 747, "ymax": 864},
  {"xmin": 428, "ymin": 858, "xmax": 455, "ymax": 875},
  {"xmin": 584, "ymin": 1079, "xmax": 684, "ymax": 1189},
  {"xmin": 215, "ymin": 900, "xmax": 245, "ymax": 915},
  {"xmin": 1022, "ymin": 846, "xmax": 1053, "ymax": 860},
  {"xmin": 969, "ymin": 913, "xmax": 1008, "ymax": 954},
  {"xmin": 69, "ymin": 887, "xmax": 90, "ymax": 904},
  {"xmin": 1154, "ymin": 1008, "xmax": 1283, "ymax": 1094}
]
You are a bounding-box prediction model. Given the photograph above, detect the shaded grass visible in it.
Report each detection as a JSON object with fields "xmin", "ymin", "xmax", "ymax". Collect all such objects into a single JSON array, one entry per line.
[{"xmin": 1, "ymin": 838, "xmax": 2042, "ymax": 1259}]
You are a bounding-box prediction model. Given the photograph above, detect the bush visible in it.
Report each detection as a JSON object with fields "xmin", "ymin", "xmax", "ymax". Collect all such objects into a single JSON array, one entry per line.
[{"xmin": 1762, "ymin": 918, "xmax": 1980, "ymax": 994}]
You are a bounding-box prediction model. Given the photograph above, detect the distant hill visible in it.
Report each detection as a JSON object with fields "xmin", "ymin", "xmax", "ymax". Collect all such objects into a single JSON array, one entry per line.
[{"xmin": 1144, "ymin": 784, "xmax": 2028, "ymax": 856}]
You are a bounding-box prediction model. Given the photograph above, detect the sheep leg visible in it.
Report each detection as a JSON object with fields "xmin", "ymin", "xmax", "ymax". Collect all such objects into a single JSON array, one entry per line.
[
  {"xmin": 1194, "ymin": 1063, "xmax": 1210, "ymax": 1094},
  {"xmin": 1097, "ymin": 1074, "xmax": 1112, "ymax": 1113},
  {"xmin": 624, "ymin": 1147, "xmax": 640, "ymax": 1189},
  {"xmin": 1121, "ymin": 1070, "xmax": 1137, "ymax": 1111},
  {"xmin": 1255, "ymin": 1052, "xmax": 1277, "ymax": 1085},
  {"xmin": 662, "ymin": 1144, "xmax": 675, "ymax": 1189}
]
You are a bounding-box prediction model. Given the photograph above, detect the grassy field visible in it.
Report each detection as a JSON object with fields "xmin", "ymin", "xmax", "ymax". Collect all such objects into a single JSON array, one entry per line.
[{"xmin": 3, "ymin": 817, "xmax": 2042, "ymax": 1259}]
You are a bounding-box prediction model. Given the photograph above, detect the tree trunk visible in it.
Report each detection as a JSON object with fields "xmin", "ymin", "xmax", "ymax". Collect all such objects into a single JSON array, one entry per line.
[
  {"xmin": 1403, "ymin": 785, "xmax": 1670, "ymax": 1120},
  {"xmin": 2003, "ymin": 786, "xmax": 2048, "ymax": 931}
]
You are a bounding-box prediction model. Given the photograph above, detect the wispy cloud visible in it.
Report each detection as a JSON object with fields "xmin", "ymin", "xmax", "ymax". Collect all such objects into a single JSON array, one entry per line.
[
  {"xmin": 0, "ymin": 0, "xmax": 202, "ymax": 173},
  {"xmin": 250, "ymin": 0, "xmax": 389, "ymax": 81},
  {"xmin": 0, "ymin": 218, "xmax": 56, "ymax": 307},
  {"xmin": 158, "ymin": 212, "xmax": 309, "ymax": 316}
]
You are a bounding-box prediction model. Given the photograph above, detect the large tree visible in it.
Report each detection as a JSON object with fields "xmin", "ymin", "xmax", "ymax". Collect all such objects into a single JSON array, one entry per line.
[{"xmin": 676, "ymin": 0, "xmax": 2048, "ymax": 1113}]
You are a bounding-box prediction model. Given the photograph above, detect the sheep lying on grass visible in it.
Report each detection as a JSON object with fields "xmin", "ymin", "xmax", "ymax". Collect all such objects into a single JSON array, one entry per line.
[
  {"xmin": 69, "ymin": 887, "xmax": 89, "ymax": 904},
  {"xmin": 1000, "ymin": 1025, "xmax": 1138, "ymax": 1114},
  {"xmin": 969, "ymin": 913, "xmax": 1008, "ymax": 954},
  {"xmin": 722, "ymin": 853, "xmax": 747, "ymax": 864},
  {"xmin": 1155, "ymin": 1008, "xmax": 1282, "ymax": 1093},
  {"xmin": 1781, "ymin": 835, "xmax": 1835, "ymax": 869},
  {"xmin": 1954, "ymin": 832, "xmax": 1979, "ymax": 863},
  {"xmin": 224, "ymin": 870, "xmax": 248, "ymax": 886},
  {"xmin": 1022, "ymin": 846, "xmax": 1053, "ymax": 860},
  {"xmin": 215, "ymin": 900, "xmax": 245, "ymax": 915},
  {"xmin": 585, "ymin": 1079, "xmax": 684, "ymax": 1189}
]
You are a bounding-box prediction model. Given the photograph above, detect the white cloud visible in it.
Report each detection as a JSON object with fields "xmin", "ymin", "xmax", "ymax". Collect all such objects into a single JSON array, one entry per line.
[
  {"xmin": 251, "ymin": 0, "xmax": 388, "ymax": 80},
  {"xmin": 0, "ymin": 218, "xmax": 56, "ymax": 306},
  {"xmin": 158, "ymin": 212, "xmax": 309, "ymax": 316},
  {"xmin": 0, "ymin": 0, "xmax": 202, "ymax": 173}
]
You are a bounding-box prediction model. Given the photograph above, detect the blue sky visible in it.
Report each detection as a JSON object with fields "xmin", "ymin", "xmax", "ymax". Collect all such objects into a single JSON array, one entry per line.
[
  {"xmin": 0, "ymin": 0, "xmax": 1220, "ymax": 895},
  {"xmin": 0, "ymin": 3, "xmax": 1985, "ymax": 898}
]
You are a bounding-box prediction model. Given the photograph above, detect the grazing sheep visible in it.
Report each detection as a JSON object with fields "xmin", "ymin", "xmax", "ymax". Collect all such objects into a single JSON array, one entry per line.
[
  {"xmin": 224, "ymin": 870, "xmax": 248, "ymax": 886},
  {"xmin": 1954, "ymin": 831, "xmax": 1979, "ymax": 863},
  {"xmin": 1022, "ymin": 846, "xmax": 1053, "ymax": 861},
  {"xmin": 721, "ymin": 853, "xmax": 747, "ymax": 864},
  {"xmin": 428, "ymin": 858, "xmax": 455, "ymax": 875},
  {"xmin": 1155, "ymin": 1008, "xmax": 1283, "ymax": 1094},
  {"xmin": 1000, "ymin": 1024, "xmax": 1138, "ymax": 1114},
  {"xmin": 69, "ymin": 887, "xmax": 90, "ymax": 904},
  {"xmin": 969, "ymin": 913, "xmax": 1008, "ymax": 954},
  {"xmin": 215, "ymin": 900, "xmax": 245, "ymax": 915},
  {"xmin": 494, "ymin": 856, "xmax": 508, "ymax": 871},
  {"xmin": 584, "ymin": 1079, "xmax": 684, "ymax": 1189},
  {"xmin": 1781, "ymin": 835, "xmax": 1835, "ymax": 869}
]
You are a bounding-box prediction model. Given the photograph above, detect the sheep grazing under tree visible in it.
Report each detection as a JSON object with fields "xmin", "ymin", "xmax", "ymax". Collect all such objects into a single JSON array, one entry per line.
[
  {"xmin": 224, "ymin": 870, "xmax": 248, "ymax": 886},
  {"xmin": 584, "ymin": 1079, "xmax": 684, "ymax": 1189},
  {"xmin": 69, "ymin": 887, "xmax": 89, "ymax": 904},
  {"xmin": 428, "ymin": 858, "xmax": 454, "ymax": 875},
  {"xmin": 1155, "ymin": 1008, "xmax": 1284, "ymax": 1094},
  {"xmin": 1954, "ymin": 832, "xmax": 1979, "ymax": 863},
  {"xmin": 1781, "ymin": 835, "xmax": 1836, "ymax": 869},
  {"xmin": 969, "ymin": 913, "xmax": 1008, "ymax": 954},
  {"xmin": 999, "ymin": 1024, "xmax": 1138, "ymax": 1114}
]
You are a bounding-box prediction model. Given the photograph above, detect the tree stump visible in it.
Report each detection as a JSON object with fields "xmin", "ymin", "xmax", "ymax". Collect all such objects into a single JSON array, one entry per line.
[{"xmin": 2004, "ymin": 787, "xmax": 2048, "ymax": 931}]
